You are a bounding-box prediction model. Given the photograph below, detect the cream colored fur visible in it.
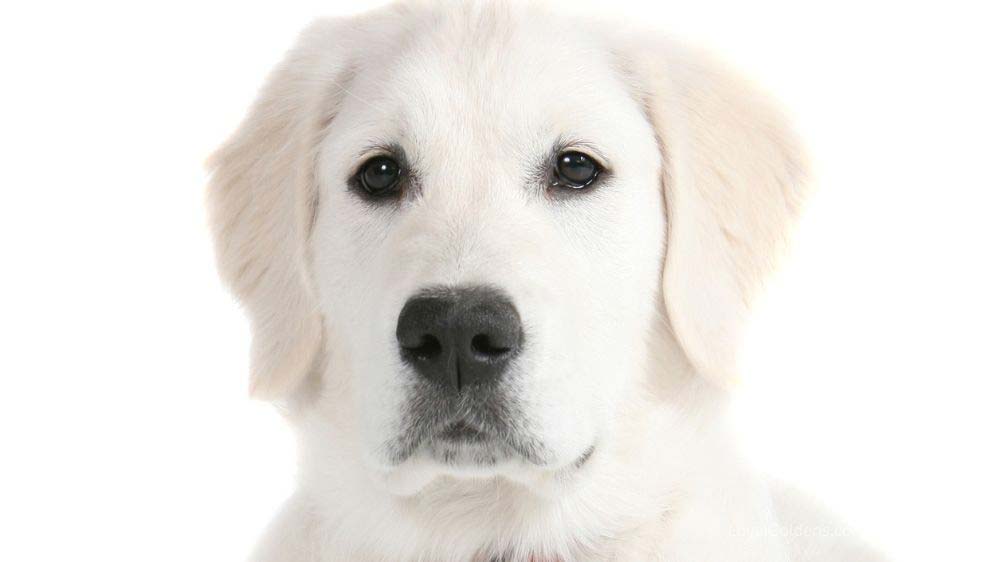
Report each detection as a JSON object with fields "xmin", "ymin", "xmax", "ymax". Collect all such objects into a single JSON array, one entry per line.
[{"xmin": 208, "ymin": 1, "xmax": 883, "ymax": 560}]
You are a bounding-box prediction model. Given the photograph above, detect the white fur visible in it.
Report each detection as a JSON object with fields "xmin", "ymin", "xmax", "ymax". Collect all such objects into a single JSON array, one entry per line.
[{"xmin": 208, "ymin": 1, "xmax": 884, "ymax": 560}]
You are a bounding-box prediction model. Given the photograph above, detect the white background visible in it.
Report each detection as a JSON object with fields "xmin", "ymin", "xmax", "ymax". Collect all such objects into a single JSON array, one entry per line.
[{"xmin": 1, "ymin": 1, "xmax": 998, "ymax": 560}]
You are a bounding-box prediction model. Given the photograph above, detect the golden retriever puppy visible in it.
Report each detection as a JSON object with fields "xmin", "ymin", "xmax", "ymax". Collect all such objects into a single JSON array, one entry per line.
[{"xmin": 208, "ymin": 1, "xmax": 884, "ymax": 560}]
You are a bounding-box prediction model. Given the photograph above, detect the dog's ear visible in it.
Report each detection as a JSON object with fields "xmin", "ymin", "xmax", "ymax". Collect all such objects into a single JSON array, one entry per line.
[
  {"xmin": 628, "ymin": 39, "xmax": 810, "ymax": 387},
  {"xmin": 207, "ymin": 20, "xmax": 356, "ymax": 400}
]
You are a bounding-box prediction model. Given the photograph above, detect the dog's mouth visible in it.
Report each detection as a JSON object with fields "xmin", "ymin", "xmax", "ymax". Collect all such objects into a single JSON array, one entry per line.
[
  {"xmin": 436, "ymin": 420, "xmax": 490, "ymax": 444},
  {"xmin": 387, "ymin": 408, "xmax": 547, "ymax": 468},
  {"xmin": 375, "ymin": 417, "xmax": 596, "ymax": 497},
  {"xmin": 421, "ymin": 417, "xmax": 527, "ymax": 467},
  {"xmin": 421, "ymin": 420, "xmax": 596, "ymax": 471},
  {"xmin": 385, "ymin": 379, "xmax": 552, "ymax": 468},
  {"xmin": 375, "ymin": 396, "xmax": 598, "ymax": 496}
]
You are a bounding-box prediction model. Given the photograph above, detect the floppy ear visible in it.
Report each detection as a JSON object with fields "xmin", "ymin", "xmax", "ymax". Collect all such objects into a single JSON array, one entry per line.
[
  {"xmin": 207, "ymin": 20, "xmax": 355, "ymax": 400},
  {"xmin": 631, "ymin": 40, "xmax": 810, "ymax": 387}
]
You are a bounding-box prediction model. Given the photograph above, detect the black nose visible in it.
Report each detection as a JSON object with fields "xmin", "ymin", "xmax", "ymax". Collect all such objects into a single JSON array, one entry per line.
[{"xmin": 396, "ymin": 286, "xmax": 523, "ymax": 391}]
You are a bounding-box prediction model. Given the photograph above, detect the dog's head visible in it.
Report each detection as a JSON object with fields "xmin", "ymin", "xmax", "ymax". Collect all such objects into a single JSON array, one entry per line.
[{"xmin": 209, "ymin": 1, "xmax": 806, "ymax": 497}]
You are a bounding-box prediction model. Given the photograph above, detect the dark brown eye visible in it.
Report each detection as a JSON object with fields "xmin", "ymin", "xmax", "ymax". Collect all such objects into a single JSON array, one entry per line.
[
  {"xmin": 554, "ymin": 151, "xmax": 601, "ymax": 189},
  {"xmin": 359, "ymin": 156, "xmax": 402, "ymax": 195}
]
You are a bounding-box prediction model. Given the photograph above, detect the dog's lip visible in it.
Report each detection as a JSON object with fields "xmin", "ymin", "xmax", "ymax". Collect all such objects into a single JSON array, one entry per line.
[
  {"xmin": 435, "ymin": 420, "xmax": 489, "ymax": 443},
  {"xmin": 572, "ymin": 444, "xmax": 596, "ymax": 469}
]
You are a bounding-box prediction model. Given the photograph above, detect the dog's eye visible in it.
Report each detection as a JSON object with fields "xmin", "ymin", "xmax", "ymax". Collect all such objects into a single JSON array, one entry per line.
[
  {"xmin": 554, "ymin": 151, "xmax": 601, "ymax": 190},
  {"xmin": 358, "ymin": 156, "xmax": 402, "ymax": 196}
]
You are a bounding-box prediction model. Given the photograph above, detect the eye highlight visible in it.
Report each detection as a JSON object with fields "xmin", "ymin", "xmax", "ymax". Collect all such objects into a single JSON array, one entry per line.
[
  {"xmin": 357, "ymin": 155, "xmax": 402, "ymax": 196},
  {"xmin": 553, "ymin": 151, "xmax": 602, "ymax": 190}
]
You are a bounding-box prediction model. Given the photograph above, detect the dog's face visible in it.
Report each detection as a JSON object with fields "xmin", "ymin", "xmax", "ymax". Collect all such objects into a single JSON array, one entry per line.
[
  {"xmin": 209, "ymin": 1, "xmax": 806, "ymax": 503},
  {"xmin": 310, "ymin": 18, "xmax": 665, "ymax": 488}
]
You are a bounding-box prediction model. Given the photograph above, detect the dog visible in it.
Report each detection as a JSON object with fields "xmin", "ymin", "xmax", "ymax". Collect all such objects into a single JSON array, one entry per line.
[{"xmin": 208, "ymin": 1, "xmax": 884, "ymax": 560}]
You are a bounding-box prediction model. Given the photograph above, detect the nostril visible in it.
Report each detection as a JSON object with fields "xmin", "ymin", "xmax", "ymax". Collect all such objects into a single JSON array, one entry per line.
[
  {"xmin": 403, "ymin": 334, "xmax": 443, "ymax": 361},
  {"xmin": 470, "ymin": 333, "xmax": 513, "ymax": 360}
]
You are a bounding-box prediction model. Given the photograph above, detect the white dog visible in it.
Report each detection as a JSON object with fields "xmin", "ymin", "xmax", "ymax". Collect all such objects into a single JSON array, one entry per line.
[{"xmin": 208, "ymin": 1, "xmax": 884, "ymax": 560}]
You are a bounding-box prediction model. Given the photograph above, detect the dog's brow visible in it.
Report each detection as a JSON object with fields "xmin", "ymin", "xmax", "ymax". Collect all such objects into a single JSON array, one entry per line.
[
  {"xmin": 331, "ymin": 81, "xmax": 390, "ymax": 117},
  {"xmin": 354, "ymin": 142, "xmax": 405, "ymax": 162}
]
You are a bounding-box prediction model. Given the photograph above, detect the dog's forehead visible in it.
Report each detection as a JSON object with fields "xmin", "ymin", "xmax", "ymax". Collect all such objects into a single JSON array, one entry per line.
[{"xmin": 353, "ymin": 12, "xmax": 637, "ymax": 162}]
